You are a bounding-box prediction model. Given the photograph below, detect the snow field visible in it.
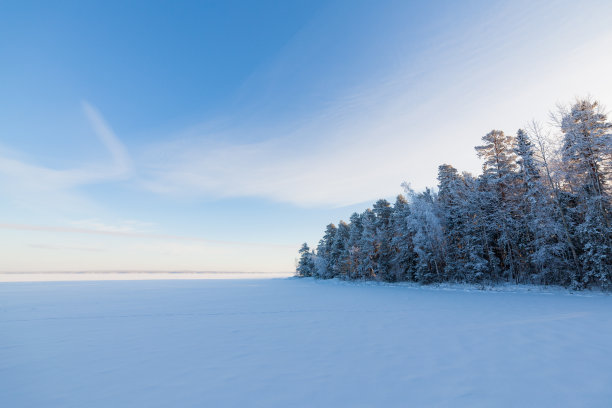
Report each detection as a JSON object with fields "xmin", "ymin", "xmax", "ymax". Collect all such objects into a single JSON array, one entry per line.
[{"xmin": 1, "ymin": 278, "xmax": 611, "ymax": 407}]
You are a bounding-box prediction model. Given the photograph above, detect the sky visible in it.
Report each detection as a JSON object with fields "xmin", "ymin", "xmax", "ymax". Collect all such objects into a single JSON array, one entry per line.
[{"xmin": 1, "ymin": 0, "xmax": 611, "ymax": 274}]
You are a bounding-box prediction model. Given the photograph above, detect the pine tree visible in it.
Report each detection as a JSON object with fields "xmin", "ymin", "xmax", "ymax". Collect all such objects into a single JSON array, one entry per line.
[
  {"xmin": 315, "ymin": 223, "xmax": 337, "ymax": 279},
  {"xmin": 359, "ymin": 209, "xmax": 377, "ymax": 279},
  {"xmin": 437, "ymin": 165, "xmax": 491, "ymax": 282},
  {"xmin": 437, "ymin": 164, "xmax": 464, "ymax": 281},
  {"xmin": 297, "ymin": 97, "xmax": 611, "ymax": 290},
  {"xmin": 373, "ymin": 199, "xmax": 393, "ymax": 281},
  {"xmin": 475, "ymin": 129, "xmax": 521, "ymax": 282},
  {"xmin": 331, "ymin": 220, "xmax": 350, "ymax": 278},
  {"xmin": 406, "ymin": 187, "xmax": 445, "ymax": 283},
  {"xmin": 560, "ymin": 99, "xmax": 611, "ymax": 206},
  {"xmin": 389, "ymin": 195, "xmax": 415, "ymax": 281},
  {"xmin": 529, "ymin": 122, "xmax": 579, "ymax": 284},
  {"xmin": 559, "ymin": 99, "xmax": 612, "ymax": 287},
  {"xmin": 514, "ymin": 128, "xmax": 569, "ymax": 284},
  {"xmin": 513, "ymin": 129, "xmax": 540, "ymax": 281},
  {"xmin": 347, "ymin": 212, "xmax": 364, "ymax": 279},
  {"xmin": 296, "ymin": 243, "xmax": 315, "ymax": 277},
  {"xmin": 459, "ymin": 173, "xmax": 491, "ymax": 282},
  {"xmin": 475, "ymin": 130, "xmax": 518, "ymax": 192}
]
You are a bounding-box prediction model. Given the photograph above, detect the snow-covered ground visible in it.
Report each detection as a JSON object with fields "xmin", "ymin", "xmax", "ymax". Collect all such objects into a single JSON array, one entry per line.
[{"xmin": 2, "ymin": 278, "xmax": 611, "ymax": 407}]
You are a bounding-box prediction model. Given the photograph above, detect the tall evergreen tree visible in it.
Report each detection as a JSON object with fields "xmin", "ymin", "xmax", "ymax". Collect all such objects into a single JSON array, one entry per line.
[
  {"xmin": 513, "ymin": 129, "xmax": 540, "ymax": 281},
  {"xmin": 406, "ymin": 187, "xmax": 445, "ymax": 283},
  {"xmin": 475, "ymin": 129, "xmax": 521, "ymax": 282},
  {"xmin": 514, "ymin": 128, "xmax": 569, "ymax": 284},
  {"xmin": 297, "ymin": 97, "xmax": 611, "ymax": 290},
  {"xmin": 296, "ymin": 243, "xmax": 315, "ymax": 277},
  {"xmin": 331, "ymin": 220, "xmax": 350, "ymax": 278},
  {"xmin": 437, "ymin": 164, "xmax": 465, "ymax": 281},
  {"xmin": 437, "ymin": 165, "xmax": 490, "ymax": 282},
  {"xmin": 529, "ymin": 122, "xmax": 580, "ymax": 283},
  {"xmin": 347, "ymin": 212, "xmax": 364, "ymax": 279},
  {"xmin": 373, "ymin": 199, "xmax": 393, "ymax": 280},
  {"xmin": 359, "ymin": 209, "xmax": 377, "ymax": 279},
  {"xmin": 559, "ymin": 99, "xmax": 612, "ymax": 287},
  {"xmin": 315, "ymin": 223, "xmax": 337, "ymax": 279},
  {"xmin": 389, "ymin": 195, "xmax": 415, "ymax": 281},
  {"xmin": 459, "ymin": 173, "xmax": 491, "ymax": 282}
]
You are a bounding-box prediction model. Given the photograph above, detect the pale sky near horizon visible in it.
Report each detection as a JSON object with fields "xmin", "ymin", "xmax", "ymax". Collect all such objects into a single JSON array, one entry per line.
[{"xmin": 1, "ymin": 0, "xmax": 611, "ymax": 273}]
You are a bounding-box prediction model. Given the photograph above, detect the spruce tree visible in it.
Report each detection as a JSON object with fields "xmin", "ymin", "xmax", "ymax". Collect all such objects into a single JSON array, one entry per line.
[
  {"xmin": 559, "ymin": 99, "xmax": 612, "ymax": 287},
  {"xmin": 296, "ymin": 243, "xmax": 315, "ymax": 277},
  {"xmin": 347, "ymin": 212, "xmax": 364, "ymax": 279},
  {"xmin": 298, "ymin": 97, "xmax": 611, "ymax": 290},
  {"xmin": 390, "ymin": 195, "xmax": 414, "ymax": 281},
  {"xmin": 315, "ymin": 223, "xmax": 337, "ymax": 279},
  {"xmin": 331, "ymin": 220, "xmax": 350, "ymax": 278},
  {"xmin": 475, "ymin": 129, "xmax": 521, "ymax": 282},
  {"xmin": 373, "ymin": 199, "xmax": 393, "ymax": 280},
  {"xmin": 359, "ymin": 209, "xmax": 377, "ymax": 279},
  {"xmin": 406, "ymin": 187, "xmax": 445, "ymax": 283}
]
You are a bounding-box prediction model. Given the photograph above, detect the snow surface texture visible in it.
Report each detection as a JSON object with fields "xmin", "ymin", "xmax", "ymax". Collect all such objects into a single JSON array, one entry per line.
[{"xmin": 2, "ymin": 278, "xmax": 611, "ymax": 407}]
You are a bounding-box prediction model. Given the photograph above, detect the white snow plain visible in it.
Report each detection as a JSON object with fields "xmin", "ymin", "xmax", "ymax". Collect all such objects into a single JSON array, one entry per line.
[{"xmin": 1, "ymin": 277, "xmax": 611, "ymax": 407}]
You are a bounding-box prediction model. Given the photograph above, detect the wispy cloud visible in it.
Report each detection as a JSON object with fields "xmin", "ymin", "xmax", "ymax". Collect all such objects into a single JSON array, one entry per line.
[
  {"xmin": 137, "ymin": 2, "xmax": 612, "ymax": 207},
  {"xmin": 70, "ymin": 219, "xmax": 154, "ymax": 234},
  {"xmin": 81, "ymin": 102, "xmax": 132, "ymax": 177},
  {"xmin": 28, "ymin": 243, "xmax": 105, "ymax": 252},
  {"xmin": 0, "ymin": 222, "xmax": 296, "ymax": 248},
  {"xmin": 0, "ymin": 101, "xmax": 131, "ymax": 209},
  {"xmin": 3, "ymin": 2, "xmax": 611, "ymax": 211}
]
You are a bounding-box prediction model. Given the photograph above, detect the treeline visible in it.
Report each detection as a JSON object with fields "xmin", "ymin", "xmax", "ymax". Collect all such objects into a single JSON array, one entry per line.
[{"xmin": 296, "ymin": 99, "xmax": 611, "ymax": 289}]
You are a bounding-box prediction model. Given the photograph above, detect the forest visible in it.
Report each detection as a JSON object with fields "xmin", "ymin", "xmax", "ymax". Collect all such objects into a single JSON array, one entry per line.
[{"xmin": 296, "ymin": 98, "xmax": 611, "ymax": 289}]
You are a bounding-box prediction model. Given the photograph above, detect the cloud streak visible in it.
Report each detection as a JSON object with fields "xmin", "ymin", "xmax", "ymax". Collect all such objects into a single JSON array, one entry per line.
[
  {"xmin": 0, "ymin": 102, "xmax": 131, "ymax": 209},
  {"xmin": 82, "ymin": 101, "xmax": 132, "ymax": 177},
  {"xmin": 3, "ymin": 1, "xmax": 612, "ymax": 211},
  {"xmin": 0, "ymin": 222, "xmax": 296, "ymax": 249},
  {"xmin": 138, "ymin": 1, "xmax": 612, "ymax": 207}
]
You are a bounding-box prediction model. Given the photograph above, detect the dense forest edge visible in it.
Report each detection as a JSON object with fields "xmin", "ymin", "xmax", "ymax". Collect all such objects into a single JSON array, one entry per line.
[{"xmin": 296, "ymin": 98, "xmax": 611, "ymax": 290}]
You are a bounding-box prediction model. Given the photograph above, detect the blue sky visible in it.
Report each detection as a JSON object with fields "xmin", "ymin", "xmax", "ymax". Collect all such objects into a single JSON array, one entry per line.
[{"xmin": 1, "ymin": 0, "xmax": 611, "ymax": 273}]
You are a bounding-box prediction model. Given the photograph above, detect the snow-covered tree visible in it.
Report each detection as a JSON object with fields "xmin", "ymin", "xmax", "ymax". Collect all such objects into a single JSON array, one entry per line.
[
  {"xmin": 558, "ymin": 99, "xmax": 612, "ymax": 287},
  {"xmin": 389, "ymin": 195, "xmax": 414, "ymax": 281},
  {"xmin": 437, "ymin": 164, "xmax": 464, "ymax": 280},
  {"xmin": 529, "ymin": 122, "xmax": 579, "ymax": 284},
  {"xmin": 315, "ymin": 223, "xmax": 337, "ymax": 279},
  {"xmin": 358, "ymin": 209, "xmax": 377, "ymax": 279},
  {"xmin": 296, "ymin": 243, "xmax": 315, "ymax": 277},
  {"xmin": 475, "ymin": 130, "xmax": 518, "ymax": 188},
  {"xmin": 298, "ymin": 97, "xmax": 611, "ymax": 290},
  {"xmin": 475, "ymin": 129, "xmax": 521, "ymax": 282},
  {"xmin": 373, "ymin": 199, "xmax": 393, "ymax": 280},
  {"xmin": 405, "ymin": 186, "xmax": 445, "ymax": 283},
  {"xmin": 513, "ymin": 129, "xmax": 540, "ymax": 281},
  {"xmin": 331, "ymin": 220, "xmax": 350, "ymax": 278},
  {"xmin": 458, "ymin": 173, "xmax": 491, "ymax": 282},
  {"xmin": 436, "ymin": 165, "xmax": 490, "ymax": 282},
  {"xmin": 560, "ymin": 99, "xmax": 611, "ymax": 204},
  {"xmin": 347, "ymin": 212, "xmax": 364, "ymax": 279},
  {"xmin": 513, "ymin": 128, "xmax": 569, "ymax": 284}
]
